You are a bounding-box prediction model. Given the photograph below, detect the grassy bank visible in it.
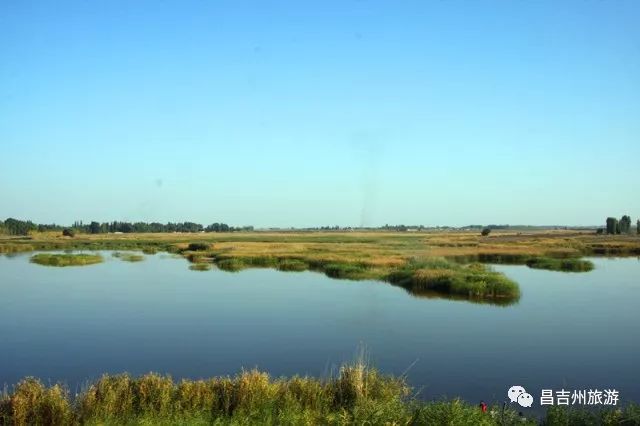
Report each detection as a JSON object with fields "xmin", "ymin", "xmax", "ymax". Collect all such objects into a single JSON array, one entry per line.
[
  {"xmin": 29, "ymin": 253, "xmax": 104, "ymax": 267},
  {"xmin": 1, "ymin": 366, "xmax": 638, "ymax": 425}
]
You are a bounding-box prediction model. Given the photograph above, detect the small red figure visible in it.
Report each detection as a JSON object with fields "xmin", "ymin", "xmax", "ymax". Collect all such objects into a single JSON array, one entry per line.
[{"xmin": 479, "ymin": 401, "xmax": 487, "ymax": 413}]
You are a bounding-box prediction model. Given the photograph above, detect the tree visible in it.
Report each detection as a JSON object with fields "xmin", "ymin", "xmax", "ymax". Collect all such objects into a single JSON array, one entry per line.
[
  {"xmin": 637, "ymin": 220, "xmax": 640, "ymax": 235},
  {"xmin": 62, "ymin": 228, "xmax": 75, "ymax": 237},
  {"xmin": 3, "ymin": 218, "xmax": 36, "ymax": 235},
  {"xmin": 481, "ymin": 228, "xmax": 491, "ymax": 236},
  {"xmin": 619, "ymin": 215, "xmax": 631, "ymax": 234},
  {"xmin": 89, "ymin": 221, "xmax": 101, "ymax": 234},
  {"xmin": 606, "ymin": 217, "xmax": 618, "ymax": 235}
]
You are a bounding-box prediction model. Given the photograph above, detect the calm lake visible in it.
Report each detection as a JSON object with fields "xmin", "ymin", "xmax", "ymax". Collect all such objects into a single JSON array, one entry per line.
[{"xmin": 1, "ymin": 252, "xmax": 639, "ymax": 407}]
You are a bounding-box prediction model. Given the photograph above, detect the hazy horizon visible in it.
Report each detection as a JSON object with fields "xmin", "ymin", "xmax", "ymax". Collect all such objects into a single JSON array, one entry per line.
[{"xmin": 2, "ymin": 1, "xmax": 639, "ymax": 228}]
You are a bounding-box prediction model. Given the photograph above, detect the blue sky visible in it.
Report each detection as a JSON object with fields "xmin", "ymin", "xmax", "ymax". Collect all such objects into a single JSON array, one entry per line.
[{"xmin": 1, "ymin": 1, "xmax": 638, "ymax": 227}]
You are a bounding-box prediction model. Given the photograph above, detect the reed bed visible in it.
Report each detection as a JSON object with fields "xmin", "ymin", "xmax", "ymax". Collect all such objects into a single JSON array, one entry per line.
[
  {"xmin": 1, "ymin": 366, "xmax": 638, "ymax": 425},
  {"xmin": 29, "ymin": 253, "xmax": 104, "ymax": 267},
  {"xmin": 385, "ymin": 258, "xmax": 520, "ymax": 302}
]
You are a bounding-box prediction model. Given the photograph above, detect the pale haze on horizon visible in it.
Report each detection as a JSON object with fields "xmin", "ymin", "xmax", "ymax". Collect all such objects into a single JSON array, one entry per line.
[{"xmin": 1, "ymin": 1, "xmax": 638, "ymax": 228}]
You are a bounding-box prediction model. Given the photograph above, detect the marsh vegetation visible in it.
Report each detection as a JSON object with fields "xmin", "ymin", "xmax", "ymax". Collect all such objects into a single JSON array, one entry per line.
[
  {"xmin": 5, "ymin": 230, "xmax": 640, "ymax": 303},
  {"xmin": 2, "ymin": 253, "xmax": 640, "ymax": 423},
  {"xmin": 1, "ymin": 365, "xmax": 638, "ymax": 425},
  {"xmin": 29, "ymin": 253, "xmax": 103, "ymax": 267}
]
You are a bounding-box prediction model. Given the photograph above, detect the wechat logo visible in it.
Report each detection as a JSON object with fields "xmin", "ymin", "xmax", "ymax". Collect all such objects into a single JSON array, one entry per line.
[{"xmin": 508, "ymin": 385, "xmax": 533, "ymax": 408}]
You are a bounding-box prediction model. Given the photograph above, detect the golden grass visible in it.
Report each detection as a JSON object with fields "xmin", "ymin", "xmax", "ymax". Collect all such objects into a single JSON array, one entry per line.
[
  {"xmin": 6, "ymin": 230, "xmax": 638, "ymax": 272},
  {"xmin": 3, "ymin": 368, "xmax": 637, "ymax": 425}
]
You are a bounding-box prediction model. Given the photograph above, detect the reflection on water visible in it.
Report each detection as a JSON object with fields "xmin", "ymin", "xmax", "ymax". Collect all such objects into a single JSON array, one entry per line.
[
  {"xmin": 1, "ymin": 252, "xmax": 638, "ymax": 406},
  {"xmin": 406, "ymin": 288, "xmax": 519, "ymax": 306}
]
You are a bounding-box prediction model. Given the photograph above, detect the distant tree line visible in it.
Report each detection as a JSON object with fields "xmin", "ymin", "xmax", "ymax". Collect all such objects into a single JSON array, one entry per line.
[
  {"xmin": 0, "ymin": 218, "xmax": 62, "ymax": 235},
  {"xmin": 0, "ymin": 218, "xmax": 253, "ymax": 236},
  {"xmin": 382, "ymin": 224, "xmax": 427, "ymax": 231},
  {"xmin": 604, "ymin": 215, "xmax": 637, "ymax": 235}
]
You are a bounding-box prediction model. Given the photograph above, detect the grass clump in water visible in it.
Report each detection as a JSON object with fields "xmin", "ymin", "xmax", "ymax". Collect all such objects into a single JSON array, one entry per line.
[
  {"xmin": 386, "ymin": 258, "xmax": 520, "ymax": 302},
  {"xmin": 29, "ymin": 253, "xmax": 103, "ymax": 267},
  {"xmin": 216, "ymin": 258, "xmax": 247, "ymax": 272},
  {"xmin": 112, "ymin": 252, "xmax": 145, "ymax": 262},
  {"xmin": 466, "ymin": 252, "xmax": 596, "ymax": 273},
  {"xmin": 526, "ymin": 257, "xmax": 594, "ymax": 272}
]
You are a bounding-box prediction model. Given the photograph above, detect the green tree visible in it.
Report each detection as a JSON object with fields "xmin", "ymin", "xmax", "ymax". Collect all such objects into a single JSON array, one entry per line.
[
  {"xmin": 89, "ymin": 221, "xmax": 101, "ymax": 234},
  {"xmin": 606, "ymin": 217, "xmax": 618, "ymax": 235},
  {"xmin": 3, "ymin": 218, "xmax": 36, "ymax": 235},
  {"xmin": 619, "ymin": 215, "xmax": 631, "ymax": 234}
]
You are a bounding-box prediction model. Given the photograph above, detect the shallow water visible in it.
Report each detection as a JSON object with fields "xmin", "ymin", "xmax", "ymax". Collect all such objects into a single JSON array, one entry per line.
[{"xmin": 1, "ymin": 252, "xmax": 638, "ymax": 408}]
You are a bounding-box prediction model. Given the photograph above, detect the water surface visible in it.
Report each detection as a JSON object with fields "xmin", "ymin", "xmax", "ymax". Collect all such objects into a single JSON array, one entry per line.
[{"xmin": 1, "ymin": 252, "xmax": 638, "ymax": 406}]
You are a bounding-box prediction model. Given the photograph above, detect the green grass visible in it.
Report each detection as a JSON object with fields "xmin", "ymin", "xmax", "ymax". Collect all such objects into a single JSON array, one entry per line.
[
  {"xmin": 469, "ymin": 253, "xmax": 596, "ymax": 272},
  {"xmin": 321, "ymin": 262, "xmax": 370, "ymax": 280},
  {"xmin": 542, "ymin": 404, "xmax": 640, "ymax": 425},
  {"xmin": 386, "ymin": 258, "xmax": 520, "ymax": 303},
  {"xmin": 112, "ymin": 252, "xmax": 145, "ymax": 262},
  {"xmin": 29, "ymin": 253, "xmax": 104, "ymax": 267},
  {"xmin": 2, "ymin": 367, "xmax": 638, "ymax": 425},
  {"xmin": 6, "ymin": 230, "xmax": 625, "ymax": 303},
  {"xmin": 0, "ymin": 243, "xmax": 35, "ymax": 254},
  {"xmin": 526, "ymin": 257, "xmax": 595, "ymax": 272},
  {"xmin": 216, "ymin": 258, "xmax": 247, "ymax": 272}
]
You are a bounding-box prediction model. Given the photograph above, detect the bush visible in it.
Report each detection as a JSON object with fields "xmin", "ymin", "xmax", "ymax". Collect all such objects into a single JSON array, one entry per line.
[
  {"xmin": 187, "ymin": 243, "xmax": 210, "ymax": 251},
  {"xmin": 62, "ymin": 228, "xmax": 75, "ymax": 237},
  {"xmin": 481, "ymin": 228, "xmax": 491, "ymax": 236}
]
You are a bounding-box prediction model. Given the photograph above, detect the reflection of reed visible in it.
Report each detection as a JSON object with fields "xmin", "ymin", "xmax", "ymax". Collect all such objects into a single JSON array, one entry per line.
[{"xmin": 405, "ymin": 288, "xmax": 519, "ymax": 307}]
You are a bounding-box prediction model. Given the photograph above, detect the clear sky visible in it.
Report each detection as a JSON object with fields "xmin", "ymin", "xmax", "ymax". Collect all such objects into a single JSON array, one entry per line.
[{"xmin": 1, "ymin": 1, "xmax": 638, "ymax": 228}]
